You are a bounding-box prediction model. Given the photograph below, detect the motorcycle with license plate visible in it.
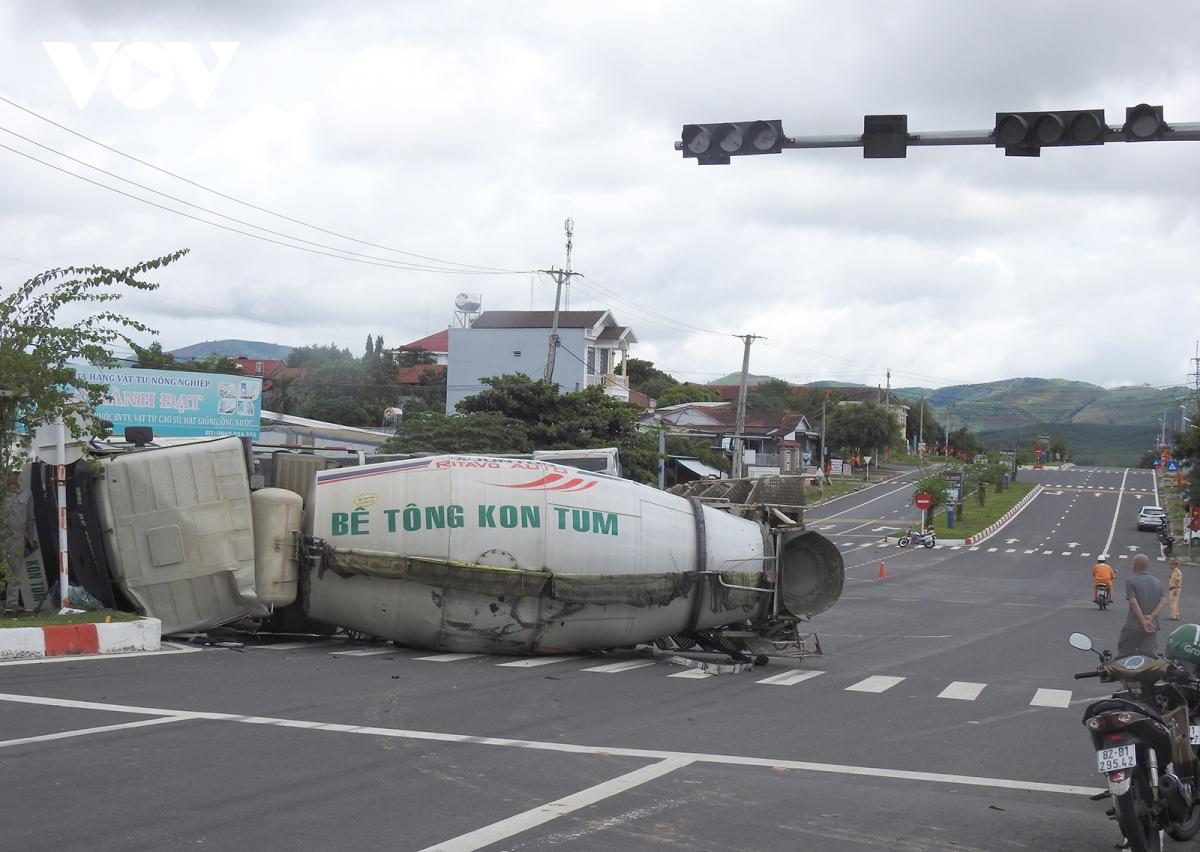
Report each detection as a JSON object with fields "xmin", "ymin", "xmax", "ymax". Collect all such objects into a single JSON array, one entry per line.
[
  {"xmin": 897, "ymin": 528, "xmax": 936, "ymax": 549},
  {"xmin": 1070, "ymin": 631, "xmax": 1200, "ymax": 851},
  {"xmin": 1095, "ymin": 584, "xmax": 1113, "ymax": 610}
]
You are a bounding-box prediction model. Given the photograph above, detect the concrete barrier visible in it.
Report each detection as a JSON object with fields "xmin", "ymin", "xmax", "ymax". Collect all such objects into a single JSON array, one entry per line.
[{"xmin": 0, "ymin": 618, "xmax": 161, "ymax": 660}]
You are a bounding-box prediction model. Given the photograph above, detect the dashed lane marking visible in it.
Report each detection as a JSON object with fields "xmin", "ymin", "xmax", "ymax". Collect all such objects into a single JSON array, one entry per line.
[
  {"xmin": 938, "ymin": 681, "xmax": 986, "ymax": 701},
  {"xmin": 330, "ymin": 648, "xmax": 393, "ymax": 657},
  {"xmin": 415, "ymin": 653, "xmax": 482, "ymax": 663},
  {"xmin": 1030, "ymin": 688, "xmax": 1073, "ymax": 708},
  {"xmin": 496, "ymin": 657, "xmax": 582, "ymax": 668},
  {"xmin": 846, "ymin": 675, "xmax": 905, "ymax": 693},
  {"xmin": 581, "ymin": 660, "xmax": 658, "ymax": 674},
  {"xmin": 756, "ymin": 670, "xmax": 825, "ymax": 686}
]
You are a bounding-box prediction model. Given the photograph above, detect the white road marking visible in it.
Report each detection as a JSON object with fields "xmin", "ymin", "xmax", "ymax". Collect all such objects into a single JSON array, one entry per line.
[
  {"xmin": 0, "ymin": 643, "xmax": 201, "ymax": 666},
  {"xmin": 1006, "ymin": 549, "xmax": 1016, "ymax": 553},
  {"xmin": 756, "ymin": 670, "xmax": 825, "ymax": 686},
  {"xmin": 0, "ymin": 692, "xmax": 1105, "ymax": 797},
  {"xmin": 419, "ymin": 757, "xmax": 695, "ymax": 852},
  {"xmin": 667, "ymin": 669, "xmax": 711, "ymax": 679},
  {"xmin": 0, "ymin": 715, "xmax": 188, "ymax": 748},
  {"xmin": 581, "ymin": 660, "xmax": 657, "ymax": 674},
  {"xmin": 1024, "ymin": 549, "xmax": 1036, "ymax": 554},
  {"xmin": 330, "ymin": 648, "xmax": 393, "ymax": 657},
  {"xmin": 1030, "ymin": 688, "xmax": 1072, "ymax": 708},
  {"xmin": 987, "ymin": 547, "xmax": 997, "ymax": 552},
  {"xmin": 252, "ymin": 641, "xmax": 329, "ymax": 651},
  {"xmin": 1061, "ymin": 552, "xmax": 1073, "ymax": 556},
  {"xmin": 938, "ymin": 681, "xmax": 986, "ymax": 701},
  {"xmin": 846, "ymin": 675, "xmax": 905, "ymax": 693},
  {"xmin": 496, "ymin": 656, "xmax": 581, "ymax": 667},
  {"xmin": 415, "ymin": 654, "xmax": 482, "ymax": 663}
]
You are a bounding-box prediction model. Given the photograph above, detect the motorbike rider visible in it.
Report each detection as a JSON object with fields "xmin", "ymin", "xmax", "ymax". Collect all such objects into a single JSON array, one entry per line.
[{"xmin": 1092, "ymin": 555, "xmax": 1115, "ymax": 603}]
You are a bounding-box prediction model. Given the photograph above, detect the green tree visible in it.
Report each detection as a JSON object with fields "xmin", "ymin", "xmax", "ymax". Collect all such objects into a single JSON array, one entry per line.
[
  {"xmin": 380, "ymin": 411, "xmax": 531, "ymax": 454},
  {"xmin": 0, "ymin": 250, "xmax": 188, "ymax": 590},
  {"xmin": 826, "ymin": 400, "xmax": 902, "ymax": 457},
  {"xmin": 457, "ymin": 374, "xmax": 659, "ymax": 483},
  {"xmin": 911, "ymin": 469, "xmax": 951, "ymax": 517},
  {"xmin": 947, "ymin": 427, "xmax": 988, "ymax": 459},
  {"xmin": 746, "ymin": 377, "xmax": 796, "ymax": 411},
  {"xmin": 901, "ymin": 397, "xmax": 944, "ymax": 449},
  {"xmin": 287, "ymin": 343, "xmax": 354, "ymax": 369},
  {"xmin": 396, "ymin": 346, "xmax": 437, "ymax": 368},
  {"xmin": 655, "ymin": 384, "xmax": 718, "ymax": 407}
]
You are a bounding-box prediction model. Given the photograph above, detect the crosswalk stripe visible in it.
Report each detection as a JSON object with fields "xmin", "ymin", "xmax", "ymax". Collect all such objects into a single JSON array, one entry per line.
[
  {"xmin": 252, "ymin": 641, "xmax": 327, "ymax": 651},
  {"xmin": 581, "ymin": 660, "xmax": 658, "ymax": 674},
  {"xmin": 846, "ymin": 675, "xmax": 905, "ymax": 693},
  {"xmin": 667, "ymin": 669, "xmax": 712, "ymax": 679},
  {"xmin": 938, "ymin": 681, "xmax": 986, "ymax": 701},
  {"xmin": 415, "ymin": 653, "xmax": 482, "ymax": 663},
  {"xmin": 756, "ymin": 670, "xmax": 825, "ymax": 686},
  {"xmin": 1030, "ymin": 688, "xmax": 1072, "ymax": 708},
  {"xmin": 330, "ymin": 648, "xmax": 392, "ymax": 657},
  {"xmin": 496, "ymin": 657, "xmax": 581, "ymax": 668}
]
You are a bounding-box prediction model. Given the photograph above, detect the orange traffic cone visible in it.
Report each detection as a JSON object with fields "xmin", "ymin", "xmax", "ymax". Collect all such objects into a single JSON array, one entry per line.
[{"xmin": 878, "ymin": 561, "xmax": 887, "ymax": 579}]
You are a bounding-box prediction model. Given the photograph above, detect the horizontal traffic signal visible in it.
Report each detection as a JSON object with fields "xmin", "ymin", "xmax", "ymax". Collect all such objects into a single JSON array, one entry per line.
[
  {"xmin": 994, "ymin": 109, "xmax": 1106, "ymax": 156},
  {"xmin": 863, "ymin": 114, "xmax": 908, "ymax": 158},
  {"xmin": 1124, "ymin": 104, "xmax": 1165, "ymax": 141},
  {"xmin": 681, "ymin": 120, "xmax": 784, "ymax": 165}
]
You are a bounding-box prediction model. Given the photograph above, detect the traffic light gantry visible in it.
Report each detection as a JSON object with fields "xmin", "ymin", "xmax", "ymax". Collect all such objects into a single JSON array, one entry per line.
[{"xmin": 677, "ymin": 104, "xmax": 1198, "ymax": 163}]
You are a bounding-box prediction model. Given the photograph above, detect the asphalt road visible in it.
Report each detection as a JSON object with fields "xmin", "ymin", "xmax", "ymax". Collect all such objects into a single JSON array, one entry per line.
[{"xmin": 1, "ymin": 465, "xmax": 1190, "ymax": 851}]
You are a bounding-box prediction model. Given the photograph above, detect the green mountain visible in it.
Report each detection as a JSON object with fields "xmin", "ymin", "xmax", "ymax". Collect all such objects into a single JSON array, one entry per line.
[
  {"xmin": 892, "ymin": 378, "xmax": 1189, "ymax": 432},
  {"xmin": 888, "ymin": 378, "xmax": 1191, "ymax": 466},
  {"xmin": 169, "ymin": 339, "xmax": 294, "ymax": 361}
]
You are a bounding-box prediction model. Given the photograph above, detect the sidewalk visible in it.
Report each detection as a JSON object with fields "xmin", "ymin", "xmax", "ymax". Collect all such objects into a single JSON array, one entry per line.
[{"xmin": 0, "ymin": 618, "xmax": 161, "ymax": 660}]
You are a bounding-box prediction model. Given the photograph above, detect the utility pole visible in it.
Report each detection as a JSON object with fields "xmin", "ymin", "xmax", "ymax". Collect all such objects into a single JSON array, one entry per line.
[
  {"xmin": 541, "ymin": 219, "xmax": 580, "ymax": 385},
  {"xmin": 918, "ymin": 400, "xmax": 924, "ymax": 457},
  {"xmin": 731, "ymin": 334, "xmax": 762, "ymax": 479}
]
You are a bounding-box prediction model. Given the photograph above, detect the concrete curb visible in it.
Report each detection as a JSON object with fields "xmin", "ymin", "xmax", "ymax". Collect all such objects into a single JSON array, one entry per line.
[
  {"xmin": 964, "ymin": 485, "xmax": 1045, "ymax": 546},
  {"xmin": 0, "ymin": 618, "xmax": 161, "ymax": 660}
]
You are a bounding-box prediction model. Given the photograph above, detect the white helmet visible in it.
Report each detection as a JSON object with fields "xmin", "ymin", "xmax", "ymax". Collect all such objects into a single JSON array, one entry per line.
[{"xmin": 1098, "ymin": 555, "xmax": 1107, "ymax": 562}]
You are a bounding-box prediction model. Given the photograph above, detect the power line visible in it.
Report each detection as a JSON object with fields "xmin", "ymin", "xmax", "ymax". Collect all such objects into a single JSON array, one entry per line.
[{"xmin": 0, "ymin": 95, "xmax": 524, "ymax": 274}]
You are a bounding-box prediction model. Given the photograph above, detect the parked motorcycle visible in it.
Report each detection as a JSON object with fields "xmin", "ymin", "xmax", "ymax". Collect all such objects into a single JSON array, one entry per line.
[
  {"xmin": 1070, "ymin": 631, "xmax": 1200, "ymax": 851},
  {"xmin": 897, "ymin": 528, "xmax": 936, "ymax": 549},
  {"xmin": 1159, "ymin": 528, "xmax": 1176, "ymax": 558}
]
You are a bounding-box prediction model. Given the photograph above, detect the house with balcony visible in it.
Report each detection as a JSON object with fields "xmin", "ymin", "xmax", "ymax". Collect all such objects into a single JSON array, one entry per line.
[{"xmin": 445, "ymin": 310, "xmax": 637, "ymax": 412}]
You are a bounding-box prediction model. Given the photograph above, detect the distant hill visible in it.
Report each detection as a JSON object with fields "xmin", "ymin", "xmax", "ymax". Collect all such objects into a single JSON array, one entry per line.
[
  {"xmin": 889, "ymin": 378, "xmax": 1189, "ymax": 431},
  {"xmin": 169, "ymin": 339, "xmax": 294, "ymax": 361},
  {"xmin": 885, "ymin": 377, "xmax": 1190, "ymax": 466},
  {"xmin": 706, "ymin": 373, "xmax": 779, "ymax": 387}
]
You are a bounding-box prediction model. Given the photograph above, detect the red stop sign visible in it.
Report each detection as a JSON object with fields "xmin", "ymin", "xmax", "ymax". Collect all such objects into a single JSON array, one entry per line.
[{"xmin": 915, "ymin": 493, "xmax": 933, "ymax": 510}]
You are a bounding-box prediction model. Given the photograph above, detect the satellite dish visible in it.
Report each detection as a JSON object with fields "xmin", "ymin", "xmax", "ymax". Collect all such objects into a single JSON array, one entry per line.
[{"xmin": 454, "ymin": 293, "xmax": 481, "ymax": 312}]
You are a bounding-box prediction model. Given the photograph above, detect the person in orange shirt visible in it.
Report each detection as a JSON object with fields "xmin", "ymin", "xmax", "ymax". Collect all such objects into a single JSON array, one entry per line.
[{"xmin": 1093, "ymin": 555, "xmax": 1116, "ymax": 603}]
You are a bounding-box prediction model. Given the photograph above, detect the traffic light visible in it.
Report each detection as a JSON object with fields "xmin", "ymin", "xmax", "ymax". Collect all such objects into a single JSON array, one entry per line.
[
  {"xmin": 681, "ymin": 120, "xmax": 784, "ymax": 165},
  {"xmin": 863, "ymin": 114, "xmax": 908, "ymax": 158},
  {"xmin": 1124, "ymin": 104, "xmax": 1165, "ymax": 141},
  {"xmin": 993, "ymin": 109, "xmax": 1107, "ymax": 157}
]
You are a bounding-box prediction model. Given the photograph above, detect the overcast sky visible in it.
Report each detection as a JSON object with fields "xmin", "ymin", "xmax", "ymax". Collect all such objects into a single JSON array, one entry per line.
[{"xmin": 2, "ymin": 1, "xmax": 1199, "ymax": 393}]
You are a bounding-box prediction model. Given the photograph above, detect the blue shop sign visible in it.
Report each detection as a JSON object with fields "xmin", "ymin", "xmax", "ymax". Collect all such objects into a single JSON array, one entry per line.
[{"xmin": 74, "ymin": 366, "xmax": 261, "ymax": 439}]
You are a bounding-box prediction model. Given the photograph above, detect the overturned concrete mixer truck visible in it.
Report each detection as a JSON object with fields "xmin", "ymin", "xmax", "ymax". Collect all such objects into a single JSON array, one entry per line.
[{"xmin": 34, "ymin": 436, "xmax": 844, "ymax": 659}]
